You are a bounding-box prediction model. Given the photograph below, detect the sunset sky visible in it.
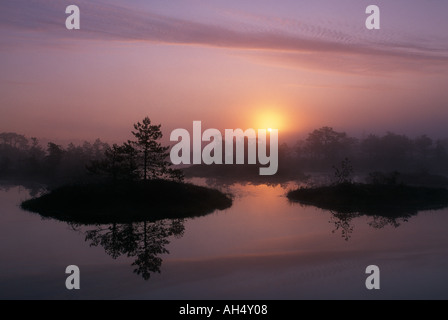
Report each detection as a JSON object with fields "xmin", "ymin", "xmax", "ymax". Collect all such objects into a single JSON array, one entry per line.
[{"xmin": 1, "ymin": 0, "xmax": 448, "ymax": 143}]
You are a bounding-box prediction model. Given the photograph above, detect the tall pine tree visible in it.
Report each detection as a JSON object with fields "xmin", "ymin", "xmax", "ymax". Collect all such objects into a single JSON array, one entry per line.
[{"xmin": 131, "ymin": 116, "xmax": 183, "ymax": 181}]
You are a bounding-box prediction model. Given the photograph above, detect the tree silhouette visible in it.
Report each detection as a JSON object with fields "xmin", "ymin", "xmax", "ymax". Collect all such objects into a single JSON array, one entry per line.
[
  {"xmin": 85, "ymin": 117, "xmax": 184, "ymax": 183},
  {"xmin": 131, "ymin": 117, "xmax": 168, "ymax": 180},
  {"xmin": 2, "ymin": 125, "xmax": 448, "ymax": 185},
  {"xmin": 380, "ymin": 132, "xmax": 411, "ymax": 168},
  {"xmin": 131, "ymin": 116, "xmax": 184, "ymax": 182},
  {"xmin": 414, "ymin": 134, "xmax": 433, "ymax": 160},
  {"xmin": 46, "ymin": 143, "xmax": 64, "ymax": 166},
  {"xmin": 332, "ymin": 157, "xmax": 353, "ymax": 184},
  {"xmin": 303, "ymin": 127, "xmax": 356, "ymax": 162},
  {"xmin": 87, "ymin": 142, "xmax": 139, "ymax": 182},
  {"xmin": 45, "ymin": 142, "xmax": 65, "ymax": 179},
  {"xmin": 0, "ymin": 132, "xmax": 29, "ymax": 149}
]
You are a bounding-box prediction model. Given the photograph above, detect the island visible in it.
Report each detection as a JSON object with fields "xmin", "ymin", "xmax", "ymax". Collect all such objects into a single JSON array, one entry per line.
[
  {"xmin": 20, "ymin": 116, "xmax": 234, "ymax": 224},
  {"xmin": 21, "ymin": 179, "xmax": 232, "ymax": 224},
  {"xmin": 287, "ymin": 182, "xmax": 448, "ymax": 216}
]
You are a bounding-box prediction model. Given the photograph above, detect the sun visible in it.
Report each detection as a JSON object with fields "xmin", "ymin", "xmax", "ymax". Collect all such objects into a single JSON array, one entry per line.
[{"xmin": 254, "ymin": 110, "xmax": 286, "ymax": 132}]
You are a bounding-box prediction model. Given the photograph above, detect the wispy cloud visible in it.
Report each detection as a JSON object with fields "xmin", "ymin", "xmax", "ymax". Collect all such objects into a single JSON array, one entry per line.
[{"xmin": 2, "ymin": 0, "xmax": 448, "ymax": 74}]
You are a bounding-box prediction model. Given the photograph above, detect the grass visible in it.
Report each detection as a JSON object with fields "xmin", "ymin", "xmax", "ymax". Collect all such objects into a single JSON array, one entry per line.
[{"xmin": 21, "ymin": 179, "xmax": 232, "ymax": 224}]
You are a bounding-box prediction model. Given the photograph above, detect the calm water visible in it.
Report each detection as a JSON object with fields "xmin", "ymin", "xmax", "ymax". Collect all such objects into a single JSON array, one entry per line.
[{"xmin": 1, "ymin": 181, "xmax": 448, "ymax": 299}]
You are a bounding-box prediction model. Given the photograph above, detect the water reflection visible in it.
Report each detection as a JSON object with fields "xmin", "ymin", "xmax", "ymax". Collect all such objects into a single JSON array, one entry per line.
[
  {"xmin": 70, "ymin": 219, "xmax": 185, "ymax": 280},
  {"xmin": 328, "ymin": 210, "xmax": 357, "ymax": 241},
  {"xmin": 328, "ymin": 209, "xmax": 414, "ymax": 241}
]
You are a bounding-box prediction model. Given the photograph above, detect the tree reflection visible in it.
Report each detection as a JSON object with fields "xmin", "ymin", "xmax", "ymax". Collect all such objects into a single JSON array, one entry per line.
[
  {"xmin": 327, "ymin": 209, "xmax": 414, "ymax": 241},
  {"xmin": 328, "ymin": 210, "xmax": 357, "ymax": 241},
  {"xmin": 79, "ymin": 219, "xmax": 185, "ymax": 280},
  {"xmin": 367, "ymin": 215, "xmax": 410, "ymax": 229}
]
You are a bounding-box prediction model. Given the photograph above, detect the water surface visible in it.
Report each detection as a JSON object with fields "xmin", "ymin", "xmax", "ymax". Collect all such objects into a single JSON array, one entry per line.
[{"xmin": 1, "ymin": 182, "xmax": 447, "ymax": 299}]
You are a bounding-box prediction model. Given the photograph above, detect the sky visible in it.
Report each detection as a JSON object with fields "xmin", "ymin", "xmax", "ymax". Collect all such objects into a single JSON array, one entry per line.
[{"xmin": 1, "ymin": 0, "xmax": 448, "ymax": 144}]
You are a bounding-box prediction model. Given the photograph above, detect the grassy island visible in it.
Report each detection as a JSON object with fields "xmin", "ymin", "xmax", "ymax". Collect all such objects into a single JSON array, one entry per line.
[
  {"xmin": 287, "ymin": 182, "xmax": 448, "ymax": 216},
  {"xmin": 21, "ymin": 179, "xmax": 232, "ymax": 224}
]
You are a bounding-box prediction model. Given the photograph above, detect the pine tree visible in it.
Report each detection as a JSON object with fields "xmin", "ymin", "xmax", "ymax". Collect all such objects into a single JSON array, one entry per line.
[
  {"xmin": 87, "ymin": 143, "xmax": 139, "ymax": 182},
  {"xmin": 131, "ymin": 116, "xmax": 183, "ymax": 181},
  {"xmin": 87, "ymin": 116, "xmax": 184, "ymax": 182}
]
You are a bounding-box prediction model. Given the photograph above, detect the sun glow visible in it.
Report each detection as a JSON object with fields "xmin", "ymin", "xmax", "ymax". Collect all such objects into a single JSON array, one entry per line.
[{"xmin": 254, "ymin": 110, "xmax": 287, "ymax": 132}]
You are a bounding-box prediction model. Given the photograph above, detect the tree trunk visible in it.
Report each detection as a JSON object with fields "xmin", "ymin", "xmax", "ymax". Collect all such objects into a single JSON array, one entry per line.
[{"xmin": 144, "ymin": 149, "xmax": 147, "ymax": 180}]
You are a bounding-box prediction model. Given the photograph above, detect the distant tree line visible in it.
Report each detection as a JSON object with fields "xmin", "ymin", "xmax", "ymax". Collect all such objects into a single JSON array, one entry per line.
[
  {"xmin": 0, "ymin": 117, "xmax": 183, "ymax": 187},
  {"xmin": 293, "ymin": 126, "xmax": 448, "ymax": 174},
  {"xmin": 1, "ymin": 124, "xmax": 447, "ymax": 187},
  {"xmin": 185, "ymin": 126, "xmax": 448, "ymax": 182},
  {"xmin": 0, "ymin": 132, "xmax": 109, "ymax": 185}
]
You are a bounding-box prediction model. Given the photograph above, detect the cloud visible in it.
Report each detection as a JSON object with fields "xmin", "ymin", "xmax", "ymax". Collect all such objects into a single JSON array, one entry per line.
[
  {"xmin": 2, "ymin": 0, "xmax": 448, "ymax": 74},
  {"xmin": 240, "ymin": 49, "xmax": 448, "ymax": 76}
]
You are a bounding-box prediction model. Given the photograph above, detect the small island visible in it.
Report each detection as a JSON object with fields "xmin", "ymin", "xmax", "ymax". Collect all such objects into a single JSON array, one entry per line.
[
  {"xmin": 287, "ymin": 166, "xmax": 448, "ymax": 217},
  {"xmin": 21, "ymin": 179, "xmax": 232, "ymax": 224},
  {"xmin": 20, "ymin": 116, "xmax": 232, "ymax": 224},
  {"xmin": 287, "ymin": 182, "xmax": 448, "ymax": 216}
]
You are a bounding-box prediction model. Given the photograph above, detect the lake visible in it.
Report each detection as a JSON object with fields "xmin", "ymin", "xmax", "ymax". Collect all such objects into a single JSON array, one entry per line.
[{"xmin": 1, "ymin": 180, "xmax": 448, "ymax": 299}]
